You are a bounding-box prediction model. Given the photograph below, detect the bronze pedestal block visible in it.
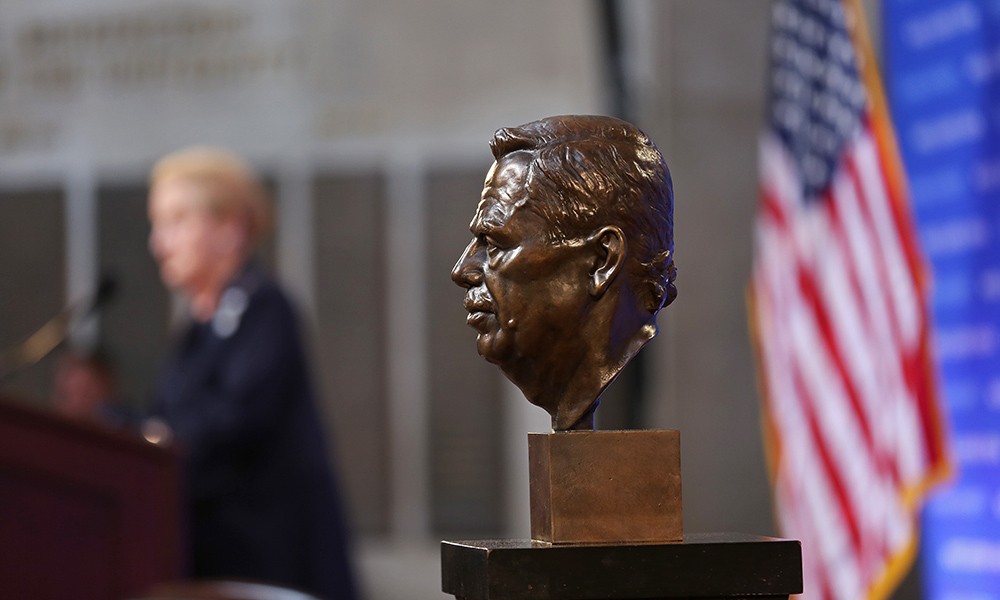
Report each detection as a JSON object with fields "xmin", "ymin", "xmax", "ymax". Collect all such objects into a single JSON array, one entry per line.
[{"xmin": 529, "ymin": 430, "xmax": 682, "ymax": 544}]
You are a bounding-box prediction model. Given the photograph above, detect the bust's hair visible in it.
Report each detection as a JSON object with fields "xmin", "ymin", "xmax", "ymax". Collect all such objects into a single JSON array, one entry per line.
[
  {"xmin": 490, "ymin": 115, "xmax": 677, "ymax": 313},
  {"xmin": 150, "ymin": 146, "xmax": 271, "ymax": 248}
]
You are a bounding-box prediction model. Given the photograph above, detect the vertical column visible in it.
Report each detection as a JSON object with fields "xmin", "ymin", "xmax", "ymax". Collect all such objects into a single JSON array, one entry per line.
[
  {"xmin": 619, "ymin": 0, "xmax": 660, "ymax": 127},
  {"xmin": 276, "ymin": 160, "xmax": 317, "ymax": 320},
  {"xmin": 638, "ymin": 0, "xmax": 680, "ymax": 430},
  {"xmin": 65, "ymin": 161, "xmax": 99, "ymax": 348},
  {"xmin": 503, "ymin": 381, "xmax": 551, "ymax": 537},
  {"xmin": 385, "ymin": 156, "xmax": 430, "ymax": 539}
]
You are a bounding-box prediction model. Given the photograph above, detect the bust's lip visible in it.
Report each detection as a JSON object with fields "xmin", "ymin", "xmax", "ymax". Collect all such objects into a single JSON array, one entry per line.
[
  {"xmin": 464, "ymin": 292, "xmax": 494, "ymax": 330},
  {"xmin": 463, "ymin": 290, "xmax": 493, "ymax": 313},
  {"xmin": 466, "ymin": 310, "xmax": 493, "ymax": 330},
  {"xmin": 464, "ymin": 301, "xmax": 493, "ymax": 313}
]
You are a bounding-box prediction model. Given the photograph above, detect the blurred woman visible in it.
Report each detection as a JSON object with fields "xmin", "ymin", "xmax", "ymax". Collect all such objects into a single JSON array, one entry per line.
[{"xmin": 148, "ymin": 147, "xmax": 356, "ymax": 600}]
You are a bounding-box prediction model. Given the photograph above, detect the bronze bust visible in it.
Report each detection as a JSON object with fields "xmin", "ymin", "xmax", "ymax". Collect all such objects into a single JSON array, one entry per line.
[{"xmin": 452, "ymin": 115, "xmax": 676, "ymax": 431}]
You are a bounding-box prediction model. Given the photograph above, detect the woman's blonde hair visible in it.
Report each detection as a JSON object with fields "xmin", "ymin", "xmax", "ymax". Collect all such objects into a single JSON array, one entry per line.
[{"xmin": 150, "ymin": 146, "xmax": 272, "ymax": 247}]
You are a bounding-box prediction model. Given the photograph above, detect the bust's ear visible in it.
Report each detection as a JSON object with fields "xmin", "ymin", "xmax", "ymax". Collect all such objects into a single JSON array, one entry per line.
[{"xmin": 588, "ymin": 226, "xmax": 626, "ymax": 298}]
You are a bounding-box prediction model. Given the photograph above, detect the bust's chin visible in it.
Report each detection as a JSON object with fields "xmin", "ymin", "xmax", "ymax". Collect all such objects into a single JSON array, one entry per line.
[{"xmin": 475, "ymin": 328, "xmax": 511, "ymax": 366}]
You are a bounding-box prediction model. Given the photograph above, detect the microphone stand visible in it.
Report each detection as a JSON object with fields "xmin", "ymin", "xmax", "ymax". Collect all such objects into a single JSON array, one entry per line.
[{"xmin": 0, "ymin": 277, "xmax": 117, "ymax": 382}]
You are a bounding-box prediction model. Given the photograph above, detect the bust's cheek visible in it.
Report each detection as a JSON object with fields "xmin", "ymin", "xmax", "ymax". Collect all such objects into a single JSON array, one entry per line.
[{"xmin": 488, "ymin": 246, "xmax": 522, "ymax": 270}]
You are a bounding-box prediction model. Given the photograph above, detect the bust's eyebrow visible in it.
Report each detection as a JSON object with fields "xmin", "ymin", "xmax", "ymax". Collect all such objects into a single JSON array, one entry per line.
[
  {"xmin": 471, "ymin": 199, "xmax": 514, "ymax": 236},
  {"xmin": 470, "ymin": 217, "xmax": 502, "ymax": 239},
  {"xmin": 478, "ymin": 215, "xmax": 505, "ymax": 234}
]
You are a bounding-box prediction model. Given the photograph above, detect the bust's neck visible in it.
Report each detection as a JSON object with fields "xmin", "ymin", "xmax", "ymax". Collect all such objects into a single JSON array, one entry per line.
[
  {"xmin": 507, "ymin": 296, "xmax": 659, "ymax": 431},
  {"xmin": 548, "ymin": 320, "xmax": 657, "ymax": 431}
]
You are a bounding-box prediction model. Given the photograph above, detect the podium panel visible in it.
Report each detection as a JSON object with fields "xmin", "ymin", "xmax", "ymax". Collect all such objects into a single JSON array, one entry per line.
[{"xmin": 0, "ymin": 396, "xmax": 183, "ymax": 599}]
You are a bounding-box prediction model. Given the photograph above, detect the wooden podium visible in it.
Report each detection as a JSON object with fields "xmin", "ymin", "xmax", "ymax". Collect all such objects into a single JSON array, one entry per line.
[{"xmin": 0, "ymin": 396, "xmax": 184, "ymax": 599}]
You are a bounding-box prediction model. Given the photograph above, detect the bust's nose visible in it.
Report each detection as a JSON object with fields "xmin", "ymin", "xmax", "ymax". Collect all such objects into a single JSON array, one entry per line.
[{"xmin": 451, "ymin": 239, "xmax": 484, "ymax": 288}]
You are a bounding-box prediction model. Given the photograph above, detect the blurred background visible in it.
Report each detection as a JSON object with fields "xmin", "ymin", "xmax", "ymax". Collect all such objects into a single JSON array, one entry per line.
[{"xmin": 1, "ymin": 1, "xmax": 996, "ymax": 599}]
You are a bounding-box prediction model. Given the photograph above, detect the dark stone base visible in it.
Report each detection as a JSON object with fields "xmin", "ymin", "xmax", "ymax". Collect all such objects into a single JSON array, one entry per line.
[{"xmin": 441, "ymin": 532, "xmax": 802, "ymax": 599}]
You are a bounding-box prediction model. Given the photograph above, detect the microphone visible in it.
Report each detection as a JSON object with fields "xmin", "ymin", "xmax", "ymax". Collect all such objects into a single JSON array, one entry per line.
[
  {"xmin": 0, "ymin": 274, "xmax": 119, "ymax": 381},
  {"xmin": 90, "ymin": 275, "xmax": 118, "ymax": 316}
]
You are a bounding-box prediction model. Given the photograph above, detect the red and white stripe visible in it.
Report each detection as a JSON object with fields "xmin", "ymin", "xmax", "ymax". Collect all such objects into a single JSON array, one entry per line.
[{"xmin": 752, "ymin": 125, "xmax": 942, "ymax": 599}]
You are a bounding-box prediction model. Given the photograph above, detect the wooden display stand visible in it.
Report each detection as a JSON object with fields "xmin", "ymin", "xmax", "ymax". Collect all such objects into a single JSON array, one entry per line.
[
  {"xmin": 0, "ymin": 396, "xmax": 184, "ymax": 600},
  {"xmin": 442, "ymin": 431, "xmax": 802, "ymax": 599}
]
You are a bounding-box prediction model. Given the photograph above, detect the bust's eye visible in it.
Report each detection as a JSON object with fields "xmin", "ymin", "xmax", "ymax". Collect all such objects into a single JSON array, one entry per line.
[{"xmin": 483, "ymin": 236, "xmax": 503, "ymax": 257}]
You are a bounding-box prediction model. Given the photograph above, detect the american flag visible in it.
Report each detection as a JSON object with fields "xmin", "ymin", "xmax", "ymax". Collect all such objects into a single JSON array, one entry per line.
[{"xmin": 749, "ymin": 0, "xmax": 950, "ymax": 599}]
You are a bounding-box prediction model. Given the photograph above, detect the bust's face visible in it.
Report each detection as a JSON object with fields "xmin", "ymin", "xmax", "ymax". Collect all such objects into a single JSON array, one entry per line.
[{"xmin": 452, "ymin": 152, "xmax": 594, "ymax": 374}]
